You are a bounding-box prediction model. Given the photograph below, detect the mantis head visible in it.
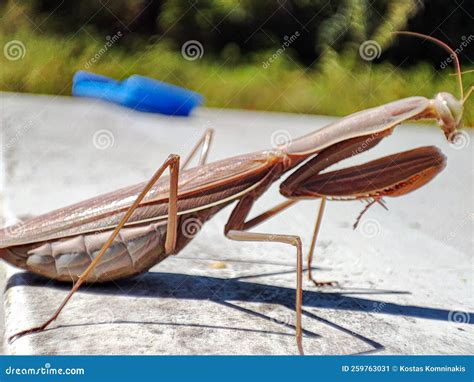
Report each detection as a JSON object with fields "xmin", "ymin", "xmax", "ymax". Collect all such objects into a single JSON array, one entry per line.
[
  {"xmin": 431, "ymin": 91, "xmax": 463, "ymax": 142},
  {"xmin": 394, "ymin": 31, "xmax": 472, "ymax": 143}
]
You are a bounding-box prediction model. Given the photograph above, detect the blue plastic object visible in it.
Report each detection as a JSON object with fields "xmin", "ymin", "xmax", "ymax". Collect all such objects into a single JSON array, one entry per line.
[{"xmin": 72, "ymin": 71, "xmax": 203, "ymax": 116}]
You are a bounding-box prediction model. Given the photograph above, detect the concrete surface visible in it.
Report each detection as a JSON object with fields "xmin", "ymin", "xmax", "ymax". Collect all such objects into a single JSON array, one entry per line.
[{"xmin": 0, "ymin": 92, "xmax": 472, "ymax": 355}]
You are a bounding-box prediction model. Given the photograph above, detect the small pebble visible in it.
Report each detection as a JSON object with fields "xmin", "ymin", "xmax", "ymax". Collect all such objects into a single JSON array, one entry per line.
[{"xmin": 209, "ymin": 261, "xmax": 226, "ymax": 269}]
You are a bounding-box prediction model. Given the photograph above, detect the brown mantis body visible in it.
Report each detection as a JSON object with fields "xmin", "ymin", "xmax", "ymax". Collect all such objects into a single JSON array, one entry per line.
[{"xmin": 0, "ymin": 33, "xmax": 470, "ymax": 354}]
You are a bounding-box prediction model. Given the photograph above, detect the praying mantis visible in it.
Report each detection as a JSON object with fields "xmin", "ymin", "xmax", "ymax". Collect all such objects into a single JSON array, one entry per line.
[{"xmin": 0, "ymin": 32, "xmax": 471, "ymax": 355}]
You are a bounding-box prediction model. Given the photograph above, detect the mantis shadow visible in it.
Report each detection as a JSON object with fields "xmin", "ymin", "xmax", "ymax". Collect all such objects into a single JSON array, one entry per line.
[
  {"xmin": 7, "ymin": 271, "xmax": 472, "ymax": 324},
  {"xmin": 6, "ymin": 270, "xmax": 473, "ymax": 354}
]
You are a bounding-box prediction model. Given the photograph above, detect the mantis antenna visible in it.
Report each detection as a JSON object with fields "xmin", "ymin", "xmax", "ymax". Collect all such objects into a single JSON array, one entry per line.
[
  {"xmin": 462, "ymin": 86, "xmax": 473, "ymax": 105},
  {"xmin": 393, "ymin": 31, "xmax": 464, "ymax": 101},
  {"xmin": 450, "ymin": 71, "xmax": 473, "ymax": 104}
]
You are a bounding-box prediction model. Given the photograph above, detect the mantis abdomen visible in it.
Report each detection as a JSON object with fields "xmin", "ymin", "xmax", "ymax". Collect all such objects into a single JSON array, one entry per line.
[
  {"xmin": 2, "ymin": 221, "xmax": 168, "ymax": 282},
  {"xmin": 0, "ymin": 205, "xmax": 226, "ymax": 282}
]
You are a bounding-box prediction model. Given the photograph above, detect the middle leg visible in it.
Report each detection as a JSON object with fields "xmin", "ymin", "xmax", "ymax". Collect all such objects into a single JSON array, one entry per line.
[
  {"xmin": 224, "ymin": 172, "xmax": 306, "ymax": 354},
  {"xmin": 241, "ymin": 196, "xmax": 338, "ymax": 287},
  {"xmin": 306, "ymin": 197, "xmax": 338, "ymax": 287}
]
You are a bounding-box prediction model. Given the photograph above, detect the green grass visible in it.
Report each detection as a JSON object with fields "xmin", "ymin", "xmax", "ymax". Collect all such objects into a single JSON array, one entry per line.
[{"xmin": 1, "ymin": 28, "xmax": 472, "ymax": 126}]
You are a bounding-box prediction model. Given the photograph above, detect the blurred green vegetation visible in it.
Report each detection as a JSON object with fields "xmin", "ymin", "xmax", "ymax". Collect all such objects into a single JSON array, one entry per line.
[{"xmin": 0, "ymin": 1, "xmax": 472, "ymax": 125}]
